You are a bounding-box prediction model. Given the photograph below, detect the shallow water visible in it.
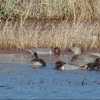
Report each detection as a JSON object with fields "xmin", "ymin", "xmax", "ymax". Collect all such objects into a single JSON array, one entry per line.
[{"xmin": 0, "ymin": 54, "xmax": 100, "ymax": 99}]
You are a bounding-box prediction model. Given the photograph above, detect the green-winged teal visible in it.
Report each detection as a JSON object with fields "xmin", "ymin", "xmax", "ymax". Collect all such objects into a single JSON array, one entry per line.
[
  {"xmin": 26, "ymin": 47, "xmax": 60, "ymax": 56},
  {"xmin": 55, "ymin": 60, "xmax": 81, "ymax": 70}
]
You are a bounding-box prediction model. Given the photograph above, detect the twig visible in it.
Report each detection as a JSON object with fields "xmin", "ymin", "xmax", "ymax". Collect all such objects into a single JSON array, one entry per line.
[{"xmin": 82, "ymin": 77, "xmax": 86, "ymax": 86}]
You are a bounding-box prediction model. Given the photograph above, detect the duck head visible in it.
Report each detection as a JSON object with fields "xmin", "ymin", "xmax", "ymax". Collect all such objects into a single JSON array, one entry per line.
[
  {"xmin": 53, "ymin": 47, "xmax": 60, "ymax": 56},
  {"xmin": 55, "ymin": 60, "xmax": 66, "ymax": 70},
  {"xmin": 32, "ymin": 52, "xmax": 38, "ymax": 59},
  {"xmin": 68, "ymin": 44, "xmax": 83, "ymax": 55}
]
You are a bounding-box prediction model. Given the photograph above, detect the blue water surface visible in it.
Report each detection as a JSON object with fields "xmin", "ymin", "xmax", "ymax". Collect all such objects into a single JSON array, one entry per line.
[{"xmin": 0, "ymin": 54, "xmax": 100, "ymax": 99}]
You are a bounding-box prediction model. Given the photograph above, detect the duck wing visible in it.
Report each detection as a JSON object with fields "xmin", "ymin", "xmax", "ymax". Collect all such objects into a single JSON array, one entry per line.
[
  {"xmin": 38, "ymin": 59, "xmax": 46, "ymax": 66},
  {"xmin": 88, "ymin": 52, "xmax": 100, "ymax": 57},
  {"xmin": 70, "ymin": 54, "xmax": 98, "ymax": 66},
  {"xmin": 26, "ymin": 48, "xmax": 53, "ymax": 55}
]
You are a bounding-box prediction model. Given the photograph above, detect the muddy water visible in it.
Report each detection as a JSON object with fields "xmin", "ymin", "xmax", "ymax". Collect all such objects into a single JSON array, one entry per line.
[{"xmin": 0, "ymin": 54, "xmax": 100, "ymax": 99}]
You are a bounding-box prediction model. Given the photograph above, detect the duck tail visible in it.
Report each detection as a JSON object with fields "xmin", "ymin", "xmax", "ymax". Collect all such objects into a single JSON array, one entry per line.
[
  {"xmin": 88, "ymin": 52, "xmax": 100, "ymax": 57},
  {"xmin": 25, "ymin": 49, "xmax": 34, "ymax": 54},
  {"xmin": 25, "ymin": 49, "xmax": 30, "ymax": 51}
]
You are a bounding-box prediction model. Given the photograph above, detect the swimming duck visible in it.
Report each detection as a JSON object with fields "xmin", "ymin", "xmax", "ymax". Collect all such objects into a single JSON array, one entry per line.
[
  {"xmin": 55, "ymin": 60, "xmax": 81, "ymax": 70},
  {"xmin": 69, "ymin": 44, "xmax": 100, "ymax": 67},
  {"xmin": 26, "ymin": 47, "xmax": 60, "ymax": 56},
  {"xmin": 55, "ymin": 60, "xmax": 66, "ymax": 70},
  {"xmin": 87, "ymin": 58, "xmax": 100, "ymax": 70},
  {"xmin": 31, "ymin": 52, "xmax": 46, "ymax": 68}
]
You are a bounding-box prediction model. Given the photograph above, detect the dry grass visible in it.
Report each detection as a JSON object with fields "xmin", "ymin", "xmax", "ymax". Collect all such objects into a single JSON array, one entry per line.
[
  {"xmin": 0, "ymin": 0, "xmax": 100, "ymax": 50},
  {"xmin": 0, "ymin": 0, "xmax": 100, "ymax": 21},
  {"xmin": 0, "ymin": 20, "xmax": 99, "ymax": 50}
]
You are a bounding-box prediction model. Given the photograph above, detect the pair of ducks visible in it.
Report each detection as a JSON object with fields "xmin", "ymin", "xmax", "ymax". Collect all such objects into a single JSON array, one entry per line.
[
  {"xmin": 28, "ymin": 44, "xmax": 100, "ymax": 70},
  {"xmin": 56, "ymin": 44, "xmax": 100, "ymax": 70},
  {"xmin": 29, "ymin": 47, "xmax": 60, "ymax": 68}
]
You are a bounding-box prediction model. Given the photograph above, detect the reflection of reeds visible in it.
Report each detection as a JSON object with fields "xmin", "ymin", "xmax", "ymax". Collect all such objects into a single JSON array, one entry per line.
[
  {"xmin": 0, "ymin": 0, "xmax": 100, "ymax": 20},
  {"xmin": 0, "ymin": 20, "xmax": 99, "ymax": 50}
]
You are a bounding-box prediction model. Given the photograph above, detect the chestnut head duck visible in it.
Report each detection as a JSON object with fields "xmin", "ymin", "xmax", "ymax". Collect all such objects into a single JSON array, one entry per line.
[{"xmin": 26, "ymin": 47, "xmax": 60, "ymax": 56}]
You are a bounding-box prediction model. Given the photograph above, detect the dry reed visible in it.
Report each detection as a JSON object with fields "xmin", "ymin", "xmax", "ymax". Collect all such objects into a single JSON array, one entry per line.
[
  {"xmin": 0, "ymin": 0, "xmax": 100, "ymax": 50},
  {"xmin": 0, "ymin": 20, "xmax": 99, "ymax": 50}
]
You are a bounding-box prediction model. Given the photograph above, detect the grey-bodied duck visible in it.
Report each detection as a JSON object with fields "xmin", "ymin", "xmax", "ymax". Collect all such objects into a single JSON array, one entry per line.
[
  {"xmin": 26, "ymin": 47, "xmax": 60, "ymax": 56},
  {"xmin": 69, "ymin": 44, "xmax": 100, "ymax": 68}
]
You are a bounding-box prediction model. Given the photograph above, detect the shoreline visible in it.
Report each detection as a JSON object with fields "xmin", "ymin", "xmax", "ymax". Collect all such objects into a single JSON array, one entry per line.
[
  {"xmin": 0, "ymin": 49, "xmax": 28, "ymax": 54},
  {"xmin": 0, "ymin": 48, "xmax": 99, "ymax": 54}
]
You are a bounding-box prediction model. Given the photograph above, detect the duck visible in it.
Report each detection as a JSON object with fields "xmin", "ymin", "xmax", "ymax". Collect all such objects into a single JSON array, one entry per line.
[
  {"xmin": 55, "ymin": 60, "xmax": 66, "ymax": 70},
  {"xmin": 69, "ymin": 44, "xmax": 100, "ymax": 68},
  {"xmin": 26, "ymin": 47, "xmax": 60, "ymax": 56},
  {"xmin": 87, "ymin": 58, "xmax": 100, "ymax": 70},
  {"xmin": 55, "ymin": 60, "xmax": 81, "ymax": 70},
  {"xmin": 30, "ymin": 52, "xmax": 46, "ymax": 68}
]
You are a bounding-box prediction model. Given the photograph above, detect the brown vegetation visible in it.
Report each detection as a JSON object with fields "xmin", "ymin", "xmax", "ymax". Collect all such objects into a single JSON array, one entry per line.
[
  {"xmin": 0, "ymin": 0, "xmax": 100, "ymax": 50},
  {"xmin": 0, "ymin": 20, "xmax": 99, "ymax": 50}
]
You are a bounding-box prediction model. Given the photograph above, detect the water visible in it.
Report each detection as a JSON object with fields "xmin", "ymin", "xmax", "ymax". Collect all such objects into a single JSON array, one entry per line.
[{"xmin": 0, "ymin": 54, "xmax": 100, "ymax": 99}]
